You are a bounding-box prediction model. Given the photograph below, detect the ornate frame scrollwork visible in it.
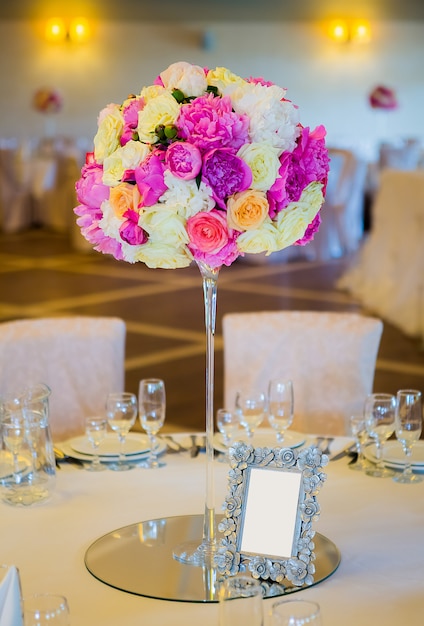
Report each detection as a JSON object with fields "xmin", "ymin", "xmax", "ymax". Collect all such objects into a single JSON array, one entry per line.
[{"xmin": 216, "ymin": 442, "xmax": 328, "ymax": 588}]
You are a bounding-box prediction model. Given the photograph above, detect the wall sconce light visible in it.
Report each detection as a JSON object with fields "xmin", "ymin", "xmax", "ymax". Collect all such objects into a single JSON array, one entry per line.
[
  {"xmin": 328, "ymin": 19, "xmax": 371, "ymax": 44},
  {"xmin": 45, "ymin": 17, "xmax": 91, "ymax": 43}
]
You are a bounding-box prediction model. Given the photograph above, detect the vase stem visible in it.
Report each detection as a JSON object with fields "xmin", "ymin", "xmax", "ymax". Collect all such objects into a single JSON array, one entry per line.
[
  {"xmin": 200, "ymin": 261, "xmax": 219, "ymax": 551},
  {"xmin": 172, "ymin": 261, "xmax": 220, "ymax": 566}
]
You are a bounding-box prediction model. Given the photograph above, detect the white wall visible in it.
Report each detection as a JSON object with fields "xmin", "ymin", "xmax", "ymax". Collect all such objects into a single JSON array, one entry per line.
[{"xmin": 0, "ymin": 19, "xmax": 423, "ymax": 159}]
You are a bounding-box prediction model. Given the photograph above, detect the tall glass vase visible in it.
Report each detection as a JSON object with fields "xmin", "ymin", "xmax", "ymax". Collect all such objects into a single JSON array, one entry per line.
[{"xmin": 173, "ymin": 261, "xmax": 220, "ymax": 567}]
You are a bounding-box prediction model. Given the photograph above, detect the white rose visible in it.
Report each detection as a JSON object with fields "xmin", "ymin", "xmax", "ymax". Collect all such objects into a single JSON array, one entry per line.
[
  {"xmin": 236, "ymin": 220, "xmax": 279, "ymax": 255},
  {"xmin": 103, "ymin": 141, "xmax": 149, "ymax": 187},
  {"xmin": 206, "ymin": 67, "xmax": 246, "ymax": 96},
  {"xmin": 139, "ymin": 85, "xmax": 165, "ymax": 102},
  {"xmin": 237, "ymin": 142, "xmax": 280, "ymax": 191},
  {"xmin": 139, "ymin": 205, "xmax": 189, "ymax": 248},
  {"xmin": 230, "ymin": 83, "xmax": 300, "ymax": 155},
  {"xmin": 275, "ymin": 182, "xmax": 324, "ymax": 249},
  {"xmin": 160, "ymin": 62, "xmax": 207, "ymax": 97},
  {"xmin": 135, "ymin": 242, "xmax": 192, "ymax": 269},
  {"xmin": 137, "ymin": 92, "xmax": 181, "ymax": 144},
  {"xmin": 93, "ymin": 106, "xmax": 124, "ymax": 163},
  {"xmin": 160, "ymin": 171, "xmax": 215, "ymax": 219}
]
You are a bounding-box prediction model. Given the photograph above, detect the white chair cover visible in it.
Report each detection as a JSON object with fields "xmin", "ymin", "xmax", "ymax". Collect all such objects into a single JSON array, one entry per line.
[
  {"xmin": 223, "ymin": 310, "xmax": 383, "ymax": 436},
  {"xmin": 0, "ymin": 317, "xmax": 126, "ymax": 442},
  {"xmin": 338, "ymin": 169, "xmax": 424, "ymax": 339},
  {"xmin": 308, "ymin": 148, "xmax": 367, "ymax": 260}
]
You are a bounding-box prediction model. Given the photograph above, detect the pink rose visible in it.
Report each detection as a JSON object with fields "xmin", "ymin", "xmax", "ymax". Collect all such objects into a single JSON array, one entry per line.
[
  {"xmin": 165, "ymin": 141, "xmax": 202, "ymax": 180},
  {"xmin": 187, "ymin": 209, "xmax": 229, "ymax": 253}
]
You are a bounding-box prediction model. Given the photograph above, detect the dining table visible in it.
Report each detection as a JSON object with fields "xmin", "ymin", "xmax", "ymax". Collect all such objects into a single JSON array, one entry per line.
[{"xmin": 1, "ymin": 430, "xmax": 423, "ymax": 626}]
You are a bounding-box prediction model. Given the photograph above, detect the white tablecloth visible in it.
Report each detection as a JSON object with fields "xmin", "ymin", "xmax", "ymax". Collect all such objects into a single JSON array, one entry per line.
[{"xmin": 1, "ymin": 434, "xmax": 423, "ymax": 626}]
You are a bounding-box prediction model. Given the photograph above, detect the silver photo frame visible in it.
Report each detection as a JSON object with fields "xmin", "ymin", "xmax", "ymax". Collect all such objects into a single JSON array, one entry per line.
[{"xmin": 216, "ymin": 442, "xmax": 329, "ymax": 587}]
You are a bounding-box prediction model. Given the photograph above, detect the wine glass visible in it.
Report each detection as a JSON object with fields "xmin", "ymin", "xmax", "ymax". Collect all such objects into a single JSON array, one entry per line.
[
  {"xmin": 24, "ymin": 593, "xmax": 70, "ymax": 626},
  {"xmin": 216, "ymin": 408, "xmax": 240, "ymax": 447},
  {"xmin": 271, "ymin": 599, "xmax": 322, "ymax": 626},
  {"xmin": 349, "ymin": 414, "xmax": 370, "ymax": 472},
  {"xmin": 393, "ymin": 389, "xmax": 422, "ymax": 484},
  {"xmin": 138, "ymin": 379, "xmax": 166, "ymax": 469},
  {"xmin": 267, "ymin": 379, "xmax": 294, "ymax": 444},
  {"xmin": 364, "ymin": 393, "xmax": 396, "ymax": 478},
  {"xmin": 236, "ymin": 391, "xmax": 266, "ymax": 441},
  {"xmin": 85, "ymin": 417, "xmax": 107, "ymax": 472},
  {"xmin": 219, "ymin": 576, "xmax": 264, "ymax": 626},
  {"xmin": 106, "ymin": 392, "xmax": 137, "ymax": 471}
]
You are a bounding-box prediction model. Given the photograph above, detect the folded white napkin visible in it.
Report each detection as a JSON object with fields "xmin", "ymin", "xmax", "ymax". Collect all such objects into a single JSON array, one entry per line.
[{"xmin": 0, "ymin": 566, "xmax": 24, "ymax": 626}]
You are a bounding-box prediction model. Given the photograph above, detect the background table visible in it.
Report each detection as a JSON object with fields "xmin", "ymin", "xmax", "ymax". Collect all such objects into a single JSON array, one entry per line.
[{"xmin": 1, "ymin": 434, "xmax": 423, "ymax": 625}]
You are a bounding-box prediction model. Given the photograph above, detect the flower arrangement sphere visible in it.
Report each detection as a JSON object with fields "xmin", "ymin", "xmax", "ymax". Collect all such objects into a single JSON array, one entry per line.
[
  {"xmin": 75, "ymin": 61, "xmax": 329, "ymax": 270},
  {"xmin": 32, "ymin": 87, "xmax": 63, "ymax": 114}
]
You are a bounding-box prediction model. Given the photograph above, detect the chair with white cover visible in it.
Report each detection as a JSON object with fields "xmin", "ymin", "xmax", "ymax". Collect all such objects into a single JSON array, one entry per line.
[
  {"xmin": 223, "ymin": 311, "xmax": 383, "ymax": 436},
  {"xmin": 0, "ymin": 316, "xmax": 126, "ymax": 442}
]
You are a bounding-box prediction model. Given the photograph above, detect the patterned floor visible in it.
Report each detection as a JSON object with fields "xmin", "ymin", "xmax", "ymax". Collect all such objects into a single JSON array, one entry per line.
[{"xmin": 1, "ymin": 228, "xmax": 424, "ymax": 432}]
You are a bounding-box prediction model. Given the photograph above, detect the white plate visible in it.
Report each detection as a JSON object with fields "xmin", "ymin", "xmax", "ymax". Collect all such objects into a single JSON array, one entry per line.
[
  {"xmin": 69, "ymin": 433, "xmax": 150, "ymax": 457},
  {"xmin": 213, "ymin": 428, "xmax": 306, "ymax": 454},
  {"xmin": 364, "ymin": 440, "xmax": 424, "ymax": 470},
  {"xmin": 58, "ymin": 438, "xmax": 166, "ymax": 463}
]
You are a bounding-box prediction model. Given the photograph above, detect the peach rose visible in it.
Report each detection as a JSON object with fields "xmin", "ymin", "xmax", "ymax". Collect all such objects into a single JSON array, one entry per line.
[
  {"xmin": 109, "ymin": 183, "xmax": 142, "ymax": 219},
  {"xmin": 227, "ymin": 189, "xmax": 269, "ymax": 231}
]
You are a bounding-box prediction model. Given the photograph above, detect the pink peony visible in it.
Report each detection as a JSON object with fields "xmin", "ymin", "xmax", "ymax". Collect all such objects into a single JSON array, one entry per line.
[
  {"xmin": 74, "ymin": 204, "xmax": 124, "ymax": 260},
  {"xmin": 75, "ymin": 163, "xmax": 110, "ymax": 208},
  {"xmin": 121, "ymin": 97, "xmax": 145, "ymax": 146},
  {"xmin": 119, "ymin": 209, "xmax": 147, "ymax": 245},
  {"xmin": 177, "ymin": 93, "xmax": 249, "ymax": 153},
  {"xmin": 134, "ymin": 153, "xmax": 167, "ymax": 206},
  {"xmin": 165, "ymin": 141, "xmax": 202, "ymax": 180},
  {"xmin": 202, "ymin": 148, "xmax": 252, "ymax": 209}
]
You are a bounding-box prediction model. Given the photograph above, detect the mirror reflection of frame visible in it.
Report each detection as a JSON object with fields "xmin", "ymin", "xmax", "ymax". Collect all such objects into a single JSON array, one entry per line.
[{"xmin": 216, "ymin": 442, "xmax": 328, "ymax": 588}]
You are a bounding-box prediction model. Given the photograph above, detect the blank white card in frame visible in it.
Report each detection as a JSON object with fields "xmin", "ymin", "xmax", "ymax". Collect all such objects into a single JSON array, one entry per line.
[{"xmin": 240, "ymin": 467, "xmax": 302, "ymax": 558}]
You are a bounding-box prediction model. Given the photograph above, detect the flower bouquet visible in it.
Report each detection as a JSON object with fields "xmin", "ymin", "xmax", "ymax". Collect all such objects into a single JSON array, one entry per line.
[
  {"xmin": 74, "ymin": 61, "xmax": 329, "ymax": 566},
  {"xmin": 75, "ymin": 61, "xmax": 329, "ymax": 268},
  {"xmin": 32, "ymin": 87, "xmax": 63, "ymax": 114},
  {"xmin": 368, "ymin": 85, "xmax": 398, "ymax": 111}
]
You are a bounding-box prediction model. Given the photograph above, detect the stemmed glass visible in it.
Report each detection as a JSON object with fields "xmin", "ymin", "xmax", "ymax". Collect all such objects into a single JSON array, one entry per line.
[
  {"xmin": 106, "ymin": 392, "xmax": 137, "ymax": 471},
  {"xmin": 271, "ymin": 599, "xmax": 322, "ymax": 626},
  {"xmin": 364, "ymin": 392, "xmax": 396, "ymax": 478},
  {"xmin": 216, "ymin": 408, "xmax": 240, "ymax": 447},
  {"xmin": 393, "ymin": 389, "xmax": 422, "ymax": 484},
  {"xmin": 24, "ymin": 593, "xmax": 70, "ymax": 626},
  {"xmin": 85, "ymin": 417, "xmax": 107, "ymax": 472},
  {"xmin": 235, "ymin": 391, "xmax": 266, "ymax": 442},
  {"xmin": 349, "ymin": 414, "xmax": 370, "ymax": 472},
  {"xmin": 267, "ymin": 379, "xmax": 294, "ymax": 444},
  {"xmin": 219, "ymin": 576, "xmax": 264, "ymax": 626},
  {"xmin": 138, "ymin": 379, "xmax": 166, "ymax": 469}
]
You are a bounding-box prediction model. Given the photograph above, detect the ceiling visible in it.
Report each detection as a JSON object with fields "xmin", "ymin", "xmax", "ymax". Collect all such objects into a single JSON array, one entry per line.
[{"xmin": 2, "ymin": 0, "xmax": 424, "ymax": 22}]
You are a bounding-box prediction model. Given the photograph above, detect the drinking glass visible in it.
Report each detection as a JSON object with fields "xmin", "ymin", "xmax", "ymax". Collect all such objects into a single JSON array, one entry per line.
[
  {"xmin": 267, "ymin": 379, "xmax": 294, "ymax": 444},
  {"xmin": 106, "ymin": 392, "xmax": 137, "ymax": 471},
  {"xmin": 393, "ymin": 389, "xmax": 422, "ymax": 484},
  {"xmin": 216, "ymin": 408, "xmax": 240, "ymax": 447},
  {"xmin": 138, "ymin": 379, "xmax": 166, "ymax": 469},
  {"xmin": 85, "ymin": 417, "xmax": 107, "ymax": 472},
  {"xmin": 1, "ymin": 417, "xmax": 26, "ymax": 485},
  {"xmin": 219, "ymin": 576, "xmax": 264, "ymax": 626},
  {"xmin": 271, "ymin": 599, "xmax": 322, "ymax": 626},
  {"xmin": 349, "ymin": 414, "xmax": 369, "ymax": 472},
  {"xmin": 236, "ymin": 391, "xmax": 266, "ymax": 441},
  {"xmin": 24, "ymin": 593, "xmax": 70, "ymax": 626},
  {"xmin": 364, "ymin": 393, "xmax": 396, "ymax": 478}
]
